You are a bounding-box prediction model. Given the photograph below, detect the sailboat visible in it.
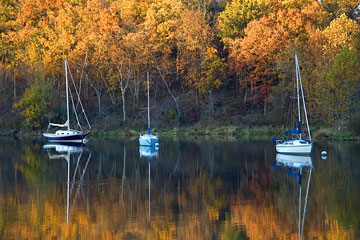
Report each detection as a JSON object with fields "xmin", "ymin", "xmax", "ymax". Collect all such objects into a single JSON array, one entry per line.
[
  {"xmin": 274, "ymin": 53, "xmax": 312, "ymax": 154},
  {"xmin": 43, "ymin": 59, "xmax": 91, "ymax": 143},
  {"xmin": 139, "ymin": 72, "xmax": 159, "ymax": 147}
]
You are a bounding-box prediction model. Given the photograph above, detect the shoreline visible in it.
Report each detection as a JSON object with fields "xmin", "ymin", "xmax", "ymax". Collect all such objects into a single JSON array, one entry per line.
[{"xmin": 1, "ymin": 125, "xmax": 359, "ymax": 141}]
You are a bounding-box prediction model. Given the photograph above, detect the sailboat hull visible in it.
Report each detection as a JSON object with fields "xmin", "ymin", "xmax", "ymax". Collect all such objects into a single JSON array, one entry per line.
[
  {"xmin": 43, "ymin": 130, "xmax": 89, "ymax": 143},
  {"xmin": 139, "ymin": 134, "xmax": 159, "ymax": 146},
  {"xmin": 276, "ymin": 140, "xmax": 312, "ymax": 154}
]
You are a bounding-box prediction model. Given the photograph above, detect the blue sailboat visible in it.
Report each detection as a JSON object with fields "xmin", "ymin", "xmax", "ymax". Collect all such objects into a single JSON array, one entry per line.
[{"xmin": 139, "ymin": 72, "xmax": 159, "ymax": 147}]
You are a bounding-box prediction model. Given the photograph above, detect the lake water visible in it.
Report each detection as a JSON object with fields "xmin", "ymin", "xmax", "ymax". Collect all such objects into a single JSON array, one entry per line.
[{"xmin": 0, "ymin": 137, "xmax": 359, "ymax": 239}]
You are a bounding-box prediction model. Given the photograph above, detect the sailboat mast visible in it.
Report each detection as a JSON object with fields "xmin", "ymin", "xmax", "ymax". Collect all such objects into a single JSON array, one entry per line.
[
  {"xmin": 147, "ymin": 71, "xmax": 150, "ymax": 130},
  {"xmin": 295, "ymin": 54, "xmax": 301, "ymax": 124},
  {"xmin": 65, "ymin": 59, "xmax": 70, "ymax": 131}
]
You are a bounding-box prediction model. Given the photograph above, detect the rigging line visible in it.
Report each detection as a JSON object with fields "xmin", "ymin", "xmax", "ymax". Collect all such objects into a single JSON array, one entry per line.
[
  {"xmin": 72, "ymin": 151, "xmax": 84, "ymax": 182},
  {"xmin": 70, "ymin": 152, "xmax": 82, "ymax": 197},
  {"xmin": 296, "ymin": 55, "xmax": 311, "ymax": 142},
  {"xmin": 67, "ymin": 63, "xmax": 92, "ymax": 130},
  {"xmin": 300, "ymin": 168, "xmax": 312, "ymax": 239},
  {"xmin": 68, "ymin": 85, "xmax": 83, "ymax": 132},
  {"xmin": 71, "ymin": 152, "xmax": 92, "ymax": 214},
  {"xmin": 80, "ymin": 152, "xmax": 92, "ymax": 181},
  {"xmin": 295, "ymin": 54, "xmax": 301, "ymax": 124}
]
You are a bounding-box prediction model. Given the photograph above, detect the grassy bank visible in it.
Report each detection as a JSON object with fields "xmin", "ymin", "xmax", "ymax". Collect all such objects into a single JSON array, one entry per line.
[
  {"xmin": 312, "ymin": 126, "xmax": 360, "ymax": 141},
  {"xmin": 89, "ymin": 125, "xmax": 285, "ymax": 140},
  {"xmin": 89, "ymin": 125, "xmax": 360, "ymax": 141},
  {"xmin": 2, "ymin": 124, "xmax": 359, "ymax": 141}
]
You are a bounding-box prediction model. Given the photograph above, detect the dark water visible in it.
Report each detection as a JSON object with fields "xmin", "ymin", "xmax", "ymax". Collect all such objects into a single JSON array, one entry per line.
[{"xmin": 0, "ymin": 137, "xmax": 359, "ymax": 239}]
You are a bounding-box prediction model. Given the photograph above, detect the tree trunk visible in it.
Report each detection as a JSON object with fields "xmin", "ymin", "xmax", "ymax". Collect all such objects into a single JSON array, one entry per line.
[
  {"xmin": 264, "ymin": 100, "xmax": 267, "ymax": 117},
  {"xmin": 97, "ymin": 91, "xmax": 101, "ymax": 116},
  {"xmin": 13, "ymin": 69, "xmax": 16, "ymax": 102},
  {"xmin": 153, "ymin": 56, "xmax": 180, "ymax": 118},
  {"xmin": 122, "ymin": 90, "xmax": 126, "ymax": 122},
  {"xmin": 86, "ymin": 73, "xmax": 102, "ymax": 117},
  {"xmin": 209, "ymin": 90, "xmax": 214, "ymax": 115}
]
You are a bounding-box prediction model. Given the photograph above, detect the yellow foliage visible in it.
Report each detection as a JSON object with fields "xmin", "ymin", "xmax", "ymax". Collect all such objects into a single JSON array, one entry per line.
[{"xmin": 322, "ymin": 13, "xmax": 360, "ymax": 61}]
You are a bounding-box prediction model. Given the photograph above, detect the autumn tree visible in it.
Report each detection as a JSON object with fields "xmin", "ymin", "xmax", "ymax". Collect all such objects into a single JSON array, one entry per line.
[
  {"xmin": 144, "ymin": 0, "xmax": 186, "ymax": 118},
  {"xmin": 314, "ymin": 48, "xmax": 360, "ymax": 122},
  {"xmin": 217, "ymin": 0, "xmax": 272, "ymax": 40},
  {"xmin": 228, "ymin": 2, "xmax": 327, "ymax": 114},
  {"xmin": 321, "ymin": 0, "xmax": 359, "ymax": 17},
  {"xmin": 322, "ymin": 13, "xmax": 360, "ymax": 62},
  {"xmin": 14, "ymin": 78, "xmax": 56, "ymax": 128},
  {"xmin": 175, "ymin": 10, "xmax": 225, "ymax": 114},
  {"xmin": 305, "ymin": 13, "xmax": 360, "ymax": 120},
  {"xmin": 175, "ymin": 10, "xmax": 213, "ymax": 90},
  {"xmin": 0, "ymin": 0, "xmax": 20, "ymax": 104},
  {"xmin": 181, "ymin": 0, "xmax": 227, "ymax": 24}
]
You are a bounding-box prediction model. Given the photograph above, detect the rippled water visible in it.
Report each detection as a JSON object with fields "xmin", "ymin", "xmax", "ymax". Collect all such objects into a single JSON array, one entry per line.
[{"xmin": 0, "ymin": 137, "xmax": 359, "ymax": 239}]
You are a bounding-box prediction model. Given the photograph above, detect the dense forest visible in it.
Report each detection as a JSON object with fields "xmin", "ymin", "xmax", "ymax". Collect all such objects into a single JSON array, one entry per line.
[{"xmin": 1, "ymin": 0, "xmax": 360, "ymax": 134}]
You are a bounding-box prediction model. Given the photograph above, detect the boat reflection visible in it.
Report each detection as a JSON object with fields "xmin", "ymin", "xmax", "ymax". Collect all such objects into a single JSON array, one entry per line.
[
  {"xmin": 274, "ymin": 154, "xmax": 313, "ymax": 240},
  {"xmin": 139, "ymin": 146, "xmax": 159, "ymax": 219},
  {"xmin": 43, "ymin": 143, "xmax": 92, "ymax": 224}
]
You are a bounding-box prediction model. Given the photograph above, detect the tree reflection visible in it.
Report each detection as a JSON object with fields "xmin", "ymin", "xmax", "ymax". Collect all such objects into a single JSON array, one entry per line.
[{"xmin": 0, "ymin": 139, "xmax": 359, "ymax": 239}]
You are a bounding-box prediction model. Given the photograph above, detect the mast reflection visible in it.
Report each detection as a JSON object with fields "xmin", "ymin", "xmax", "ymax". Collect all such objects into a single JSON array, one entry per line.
[
  {"xmin": 274, "ymin": 154, "xmax": 313, "ymax": 240},
  {"xmin": 139, "ymin": 145, "xmax": 159, "ymax": 219},
  {"xmin": 43, "ymin": 143, "xmax": 92, "ymax": 224}
]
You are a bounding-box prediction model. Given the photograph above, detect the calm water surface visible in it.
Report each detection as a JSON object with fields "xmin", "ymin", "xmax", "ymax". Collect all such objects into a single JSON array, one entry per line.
[{"xmin": 0, "ymin": 137, "xmax": 359, "ymax": 239}]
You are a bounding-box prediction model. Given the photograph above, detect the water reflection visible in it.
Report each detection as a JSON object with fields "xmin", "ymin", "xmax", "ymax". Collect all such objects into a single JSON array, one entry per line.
[
  {"xmin": 43, "ymin": 143, "xmax": 92, "ymax": 224},
  {"xmin": 139, "ymin": 146, "xmax": 159, "ymax": 219},
  {"xmin": 273, "ymin": 154, "xmax": 312, "ymax": 240},
  {"xmin": 0, "ymin": 139, "xmax": 359, "ymax": 239}
]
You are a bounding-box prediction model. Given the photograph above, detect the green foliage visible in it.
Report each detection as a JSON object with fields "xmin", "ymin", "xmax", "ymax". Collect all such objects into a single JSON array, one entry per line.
[
  {"xmin": 217, "ymin": 0, "xmax": 270, "ymax": 39},
  {"xmin": 13, "ymin": 78, "xmax": 55, "ymax": 128},
  {"xmin": 199, "ymin": 48, "xmax": 226, "ymax": 92},
  {"xmin": 347, "ymin": 114, "xmax": 360, "ymax": 135},
  {"xmin": 315, "ymin": 47, "xmax": 360, "ymax": 122},
  {"xmin": 15, "ymin": 145, "xmax": 54, "ymax": 184},
  {"xmin": 166, "ymin": 108, "xmax": 176, "ymax": 120}
]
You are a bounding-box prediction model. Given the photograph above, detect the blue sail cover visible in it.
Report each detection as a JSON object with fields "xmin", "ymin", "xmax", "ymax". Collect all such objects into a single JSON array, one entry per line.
[{"xmin": 286, "ymin": 122, "xmax": 301, "ymax": 135}]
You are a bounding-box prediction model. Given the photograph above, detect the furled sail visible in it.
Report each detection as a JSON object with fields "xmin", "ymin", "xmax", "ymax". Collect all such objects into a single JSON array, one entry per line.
[
  {"xmin": 48, "ymin": 120, "xmax": 69, "ymax": 128},
  {"xmin": 286, "ymin": 121, "xmax": 301, "ymax": 135}
]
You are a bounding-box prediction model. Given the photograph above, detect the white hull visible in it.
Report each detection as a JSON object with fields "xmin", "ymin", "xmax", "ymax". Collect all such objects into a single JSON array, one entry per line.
[
  {"xmin": 139, "ymin": 133, "xmax": 159, "ymax": 146},
  {"xmin": 276, "ymin": 140, "xmax": 312, "ymax": 154},
  {"xmin": 43, "ymin": 129, "xmax": 89, "ymax": 143}
]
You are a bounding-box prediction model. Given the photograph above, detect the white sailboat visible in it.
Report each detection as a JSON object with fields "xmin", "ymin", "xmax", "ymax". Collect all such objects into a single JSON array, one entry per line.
[
  {"xmin": 43, "ymin": 59, "xmax": 91, "ymax": 143},
  {"xmin": 139, "ymin": 72, "xmax": 159, "ymax": 147},
  {"xmin": 274, "ymin": 53, "xmax": 312, "ymax": 154}
]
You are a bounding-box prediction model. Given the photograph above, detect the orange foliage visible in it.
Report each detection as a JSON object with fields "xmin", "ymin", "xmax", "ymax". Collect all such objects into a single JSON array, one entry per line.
[{"xmin": 228, "ymin": 2, "xmax": 327, "ymax": 103}]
